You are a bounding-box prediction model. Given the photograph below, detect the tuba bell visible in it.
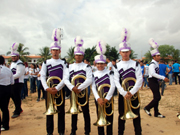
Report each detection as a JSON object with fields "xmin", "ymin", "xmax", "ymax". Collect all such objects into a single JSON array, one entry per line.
[
  {"xmin": 93, "ymin": 84, "xmax": 114, "ymax": 127},
  {"xmin": 45, "ymin": 76, "xmax": 64, "ymax": 115},
  {"xmin": 66, "ymin": 74, "xmax": 88, "ymax": 114},
  {"xmin": 120, "ymin": 77, "xmax": 140, "ymax": 120}
]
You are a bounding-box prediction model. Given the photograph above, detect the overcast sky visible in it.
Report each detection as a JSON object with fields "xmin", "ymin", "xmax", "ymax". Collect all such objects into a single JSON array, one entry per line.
[{"xmin": 0, "ymin": 0, "xmax": 180, "ymax": 58}]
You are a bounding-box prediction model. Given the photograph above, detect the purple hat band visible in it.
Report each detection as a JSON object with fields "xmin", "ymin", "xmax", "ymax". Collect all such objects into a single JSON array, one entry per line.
[
  {"xmin": 74, "ymin": 51, "xmax": 84, "ymax": 55},
  {"xmin": 11, "ymin": 52, "xmax": 19, "ymax": 56},
  {"xmin": 54, "ymin": 29, "xmax": 59, "ymax": 41},
  {"xmin": 50, "ymin": 42, "xmax": 61, "ymax": 50},
  {"xmin": 151, "ymin": 51, "xmax": 160, "ymax": 56},
  {"xmin": 119, "ymin": 42, "xmax": 131, "ymax": 52},
  {"xmin": 95, "ymin": 55, "xmax": 106, "ymax": 63}
]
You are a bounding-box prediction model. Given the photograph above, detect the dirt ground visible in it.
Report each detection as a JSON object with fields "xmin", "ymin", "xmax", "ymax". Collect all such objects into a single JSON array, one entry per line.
[{"xmin": 1, "ymin": 82, "xmax": 180, "ymax": 135}]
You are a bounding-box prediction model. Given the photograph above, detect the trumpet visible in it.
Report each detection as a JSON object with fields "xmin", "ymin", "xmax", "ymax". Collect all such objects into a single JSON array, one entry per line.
[
  {"xmin": 66, "ymin": 74, "xmax": 88, "ymax": 114},
  {"xmin": 121, "ymin": 77, "xmax": 140, "ymax": 120},
  {"xmin": 94, "ymin": 84, "xmax": 114, "ymax": 127},
  {"xmin": 45, "ymin": 76, "xmax": 64, "ymax": 115}
]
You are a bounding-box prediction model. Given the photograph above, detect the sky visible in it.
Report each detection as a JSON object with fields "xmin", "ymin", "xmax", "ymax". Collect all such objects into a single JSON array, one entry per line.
[{"xmin": 0, "ymin": 0, "xmax": 180, "ymax": 59}]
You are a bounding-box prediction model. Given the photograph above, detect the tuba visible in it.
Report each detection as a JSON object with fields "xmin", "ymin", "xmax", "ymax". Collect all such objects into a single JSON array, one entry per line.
[
  {"xmin": 120, "ymin": 77, "xmax": 140, "ymax": 120},
  {"xmin": 45, "ymin": 76, "xmax": 64, "ymax": 115},
  {"xmin": 66, "ymin": 74, "xmax": 88, "ymax": 114},
  {"xmin": 94, "ymin": 84, "xmax": 114, "ymax": 127}
]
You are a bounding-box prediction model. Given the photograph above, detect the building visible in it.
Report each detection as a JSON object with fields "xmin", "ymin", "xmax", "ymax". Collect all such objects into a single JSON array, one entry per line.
[{"xmin": 2, "ymin": 55, "xmax": 42, "ymax": 66}]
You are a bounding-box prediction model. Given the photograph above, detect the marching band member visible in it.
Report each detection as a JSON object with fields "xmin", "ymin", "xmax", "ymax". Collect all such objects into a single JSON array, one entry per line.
[
  {"xmin": 64, "ymin": 36, "xmax": 92, "ymax": 135},
  {"xmin": 113, "ymin": 28, "xmax": 143, "ymax": 135},
  {"xmin": 144, "ymin": 38, "xmax": 169, "ymax": 118},
  {"xmin": 0, "ymin": 56, "xmax": 14, "ymax": 131},
  {"xmin": 92, "ymin": 41, "xmax": 115, "ymax": 135},
  {"xmin": 10, "ymin": 43, "xmax": 25, "ymax": 118},
  {"xmin": 41, "ymin": 28, "xmax": 66, "ymax": 135}
]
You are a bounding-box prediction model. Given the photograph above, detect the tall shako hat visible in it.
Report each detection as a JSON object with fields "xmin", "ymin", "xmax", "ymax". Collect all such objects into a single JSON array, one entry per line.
[
  {"xmin": 119, "ymin": 28, "xmax": 131, "ymax": 52},
  {"xmin": 50, "ymin": 28, "xmax": 61, "ymax": 50},
  {"xmin": 149, "ymin": 38, "xmax": 160, "ymax": 56},
  {"xmin": 11, "ymin": 42, "xmax": 19, "ymax": 56},
  {"xmin": 94, "ymin": 40, "xmax": 107, "ymax": 63},
  {"xmin": 74, "ymin": 36, "xmax": 85, "ymax": 55}
]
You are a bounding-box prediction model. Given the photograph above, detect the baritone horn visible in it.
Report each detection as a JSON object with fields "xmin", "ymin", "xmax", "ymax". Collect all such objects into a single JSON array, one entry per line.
[
  {"xmin": 45, "ymin": 76, "xmax": 63, "ymax": 115},
  {"xmin": 121, "ymin": 77, "xmax": 140, "ymax": 120},
  {"xmin": 66, "ymin": 74, "xmax": 88, "ymax": 114},
  {"xmin": 94, "ymin": 84, "xmax": 114, "ymax": 127}
]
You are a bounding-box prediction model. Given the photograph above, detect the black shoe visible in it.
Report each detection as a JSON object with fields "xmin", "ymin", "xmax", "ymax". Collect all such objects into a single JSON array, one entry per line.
[
  {"xmin": 36, "ymin": 98, "xmax": 40, "ymax": 102},
  {"xmin": 144, "ymin": 107, "xmax": 151, "ymax": 116},
  {"xmin": 47, "ymin": 133, "xmax": 53, "ymax": 135},
  {"xmin": 177, "ymin": 113, "xmax": 180, "ymax": 119},
  {"xmin": 59, "ymin": 133, "xmax": 64, "ymax": 135},
  {"xmin": 41, "ymin": 97, "xmax": 45, "ymax": 100},
  {"xmin": 154, "ymin": 113, "xmax": 165, "ymax": 118},
  {"xmin": 70, "ymin": 132, "xmax": 76, "ymax": 135},
  {"xmin": 85, "ymin": 134, "xmax": 90, "ymax": 135},
  {"xmin": 1, "ymin": 127, "xmax": 9, "ymax": 131},
  {"xmin": 11, "ymin": 114, "xmax": 20, "ymax": 118}
]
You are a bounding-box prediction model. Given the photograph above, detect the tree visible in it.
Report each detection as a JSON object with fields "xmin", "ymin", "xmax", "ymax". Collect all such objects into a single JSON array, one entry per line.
[
  {"xmin": 84, "ymin": 46, "xmax": 97, "ymax": 64},
  {"xmin": 37, "ymin": 46, "xmax": 51, "ymax": 63},
  {"xmin": 158, "ymin": 45, "xmax": 175, "ymax": 58},
  {"xmin": 6, "ymin": 43, "xmax": 30, "ymax": 62},
  {"xmin": 130, "ymin": 49, "xmax": 137, "ymax": 59},
  {"xmin": 105, "ymin": 45, "xmax": 119, "ymax": 61},
  {"xmin": 144, "ymin": 50, "xmax": 152, "ymax": 63},
  {"xmin": 66, "ymin": 46, "xmax": 75, "ymax": 63}
]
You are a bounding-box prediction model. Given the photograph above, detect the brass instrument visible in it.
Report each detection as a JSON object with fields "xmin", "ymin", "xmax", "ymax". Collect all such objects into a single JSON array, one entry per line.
[
  {"xmin": 45, "ymin": 76, "xmax": 64, "ymax": 115},
  {"xmin": 66, "ymin": 75, "xmax": 88, "ymax": 114},
  {"xmin": 121, "ymin": 77, "xmax": 140, "ymax": 120},
  {"xmin": 94, "ymin": 84, "xmax": 114, "ymax": 127}
]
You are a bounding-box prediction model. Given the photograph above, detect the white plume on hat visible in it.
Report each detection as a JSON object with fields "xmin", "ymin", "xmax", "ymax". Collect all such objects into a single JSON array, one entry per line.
[
  {"xmin": 119, "ymin": 28, "xmax": 131, "ymax": 52},
  {"xmin": 149, "ymin": 38, "xmax": 159, "ymax": 49},
  {"xmin": 149, "ymin": 38, "xmax": 160, "ymax": 56},
  {"xmin": 74, "ymin": 36, "xmax": 85, "ymax": 55},
  {"xmin": 51, "ymin": 28, "xmax": 61, "ymax": 41},
  {"xmin": 94, "ymin": 40, "xmax": 107, "ymax": 63},
  {"xmin": 74, "ymin": 36, "xmax": 84, "ymax": 46},
  {"xmin": 11, "ymin": 42, "xmax": 19, "ymax": 56}
]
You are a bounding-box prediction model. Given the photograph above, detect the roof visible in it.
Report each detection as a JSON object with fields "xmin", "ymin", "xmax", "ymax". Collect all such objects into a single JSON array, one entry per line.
[{"xmin": 2, "ymin": 55, "xmax": 42, "ymax": 59}]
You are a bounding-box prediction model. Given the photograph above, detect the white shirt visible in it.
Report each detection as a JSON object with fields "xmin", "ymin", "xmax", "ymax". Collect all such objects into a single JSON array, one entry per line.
[
  {"xmin": 144, "ymin": 65, "xmax": 149, "ymax": 76},
  {"xmin": 29, "ymin": 68, "xmax": 38, "ymax": 77},
  {"xmin": 10, "ymin": 59, "xmax": 25, "ymax": 83},
  {"xmin": 113, "ymin": 59, "xmax": 143, "ymax": 97},
  {"xmin": 24, "ymin": 67, "xmax": 29, "ymax": 79},
  {"xmin": 92, "ymin": 68, "xmax": 115, "ymax": 101},
  {"xmin": 41, "ymin": 58, "xmax": 66, "ymax": 91},
  {"xmin": 37, "ymin": 70, "xmax": 42, "ymax": 80},
  {"xmin": 149, "ymin": 59, "xmax": 165, "ymax": 80},
  {"xmin": 107, "ymin": 62, "xmax": 113, "ymax": 71},
  {"xmin": 64, "ymin": 62, "xmax": 92, "ymax": 91},
  {"xmin": 0, "ymin": 65, "xmax": 14, "ymax": 85},
  {"xmin": 92, "ymin": 65, "xmax": 97, "ymax": 72}
]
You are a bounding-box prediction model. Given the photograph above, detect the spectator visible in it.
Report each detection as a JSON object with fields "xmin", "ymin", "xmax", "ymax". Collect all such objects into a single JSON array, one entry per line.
[
  {"xmin": 92, "ymin": 61, "xmax": 97, "ymax": 72},
  {"xmin": 29, "ymin": 64, "xmax": 38, "ymax": 93},
  {"xmin": 140, "ymin": 61, "xmax": 145, "ymax": 90},
  {"xmin": 172, "ymin": 60, "xmax": 180, "ymax": 85},
  {"xmin": 36, "ymin": 63, "xmax": 45, "ymax": 102},
  {"xmin": 159, "ymin": 60, "xmax": 168, "ymax": 95},
  {"xmin": 106, "ymin": 57, "xmax": 112, "ymax": 71},
  {"xmin": 144, "ymin": 61, "xmax": 149, "ymax": 88},
  {"xmin": 168, "ymin": 62, "xmax": 173, "ymax": 85},
  {"xmin": 21, "ymin": 62, "xmax": 29, "ymax": 100}
]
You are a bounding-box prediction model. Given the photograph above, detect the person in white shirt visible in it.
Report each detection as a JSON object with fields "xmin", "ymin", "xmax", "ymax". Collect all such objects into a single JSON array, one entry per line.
[
  {"xmin": 143, "ymin": 61, "xmax": 149, "ymax": 88},
  {"xmin": 64, "ymin": 36, "xmax": 92, "ymax": 135},
  {"xmin": 106, "ymin": 57, "xmax": 112, "ymax": 71},
  {"xmin": 10, "ymin": 43, "xmax": 25, "ymax": 118},
  {"xmin": 0, "ymin": 56, "xmax": 14, "ymax": 131},
  {"xmin": 113, "ymin": 28, "xmax": 143, "ymax": 135},
  {"xmin": 144, "ymin": 38, "xmax": 169, "ymax": 118},
  {"xmin": 36, "ymin": 63, "xmax": 45, "ymax": 102},
  {"xmin": 92, "ymin": 40, "xmax": 115, "ymax": 135},
  {"xmin": 41, "ymin": 28, "xmax": 66, "ymax": 135},
  {"xmin": 92, "ymin": 61, "xmax": 97, "ymax": 72},
  {"xmin": 21, "ymin": 62, "xmax": 29, "ymax": 99},
  {"xmin": 29, "ymin": 64, "xmax": 38, "ymax": 93}
]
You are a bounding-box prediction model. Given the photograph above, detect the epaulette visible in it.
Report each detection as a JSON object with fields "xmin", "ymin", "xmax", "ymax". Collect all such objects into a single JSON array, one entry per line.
[
  {"xmin": 87, "ymin": 65, "xmax": 91, "ymax": 68},
  {"xmin": 17, "ymin": 62, "xmax": 24, "ymax": 66},
  {"xmin": 110, "ymin": 71, "xmax": 114, "ymax": 75},
  {"xmin": 44, "ymin": 60, "xmax": 47, "ymax": 64},
  {"xmin": 114, "ymin": 64, "xmax": 117, "ymax": 69},
  {"xmin": 136, "ymin": 61, "xmax": 139, "ymax": 67}
]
